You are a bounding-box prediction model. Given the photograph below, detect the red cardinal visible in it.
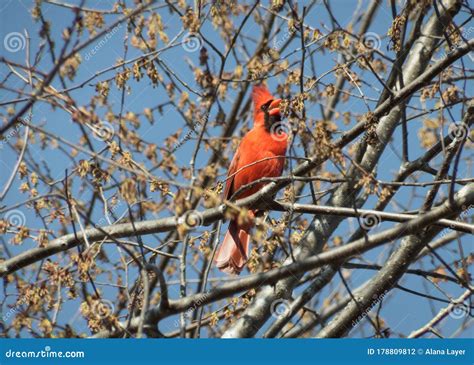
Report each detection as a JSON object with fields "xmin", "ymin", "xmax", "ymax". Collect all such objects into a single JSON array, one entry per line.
[{"xmin": 214, "ymin": 84, "xmax": 288, "ymax": 275}]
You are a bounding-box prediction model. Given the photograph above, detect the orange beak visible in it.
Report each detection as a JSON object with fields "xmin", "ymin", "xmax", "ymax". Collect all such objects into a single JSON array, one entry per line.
[{"xmin": 268, "ymin": 98, "xmax": 282, "ymax": 116}]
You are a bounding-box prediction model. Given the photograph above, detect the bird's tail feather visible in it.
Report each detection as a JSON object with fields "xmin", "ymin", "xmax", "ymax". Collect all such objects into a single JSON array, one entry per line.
[{"xmin": 214, "ymin": 220, "xmax": 250, "ymax": 275}]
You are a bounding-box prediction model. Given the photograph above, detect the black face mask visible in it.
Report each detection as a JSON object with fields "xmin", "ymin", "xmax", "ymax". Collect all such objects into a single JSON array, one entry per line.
[{"xmin": 261, "ymin": 99, "xmax": 282, "ymax": 131}]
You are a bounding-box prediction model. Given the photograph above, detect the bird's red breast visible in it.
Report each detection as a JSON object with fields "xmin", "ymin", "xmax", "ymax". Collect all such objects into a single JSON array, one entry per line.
[{"xmin": 224, "ymin": 85, "xmax": 288, "ymax": 201}]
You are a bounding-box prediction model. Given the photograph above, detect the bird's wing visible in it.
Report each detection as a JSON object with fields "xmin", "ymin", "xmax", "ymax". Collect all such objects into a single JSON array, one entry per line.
[{"xmin": 223, "ymin": 148, "xmax": 240, "ymax": 200}]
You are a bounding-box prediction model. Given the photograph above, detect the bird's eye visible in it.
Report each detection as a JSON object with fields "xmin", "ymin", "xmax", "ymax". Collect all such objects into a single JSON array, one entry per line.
[{"xmin": 260, "ymin": 99, "xmax": 273, "ymax": 112}]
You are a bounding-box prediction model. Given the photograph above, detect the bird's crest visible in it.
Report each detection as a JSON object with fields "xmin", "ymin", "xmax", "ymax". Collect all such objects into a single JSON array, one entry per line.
[{"xmin": 252, "ymin": 84, "xmax": 274, "ymax": 122}]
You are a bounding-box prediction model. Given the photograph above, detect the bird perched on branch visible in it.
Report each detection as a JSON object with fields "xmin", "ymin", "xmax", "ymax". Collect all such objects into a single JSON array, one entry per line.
[{"xmin": 214, "ymin": 84, "xmax": 289, "ymax": 275}]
